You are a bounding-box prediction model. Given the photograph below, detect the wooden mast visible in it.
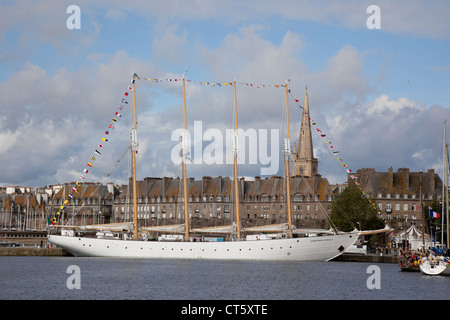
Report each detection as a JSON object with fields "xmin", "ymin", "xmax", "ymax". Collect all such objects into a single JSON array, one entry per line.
[
  {"xmin": 233, "ymin": 78, "xmax": 241, "ymax": 240},
  {"xmin": 182, "ymin": 75, "xmax": 190, "ymax": 241},
  {"xmin": 131, "ymin": 72, "xmax": 139, "ymax": 239},
  {"xmin": 284, "ymin": 81, "xmax": 293, "ymax": 239}
]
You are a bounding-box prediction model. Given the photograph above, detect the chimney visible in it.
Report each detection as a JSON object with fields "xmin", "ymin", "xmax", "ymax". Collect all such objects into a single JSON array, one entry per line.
[
  {"xmin": 398, "ymin": 168, "xmax": 410, "ymax": 191},
  {"xmin": 388, "ymin": 167, "xmax": 394, "ymax": 188},
  {"xmin": 428, "ymin": 169, "xmax": 435, "ymax": 191},
  {"xmin": 254, "ymin": 176, "xmax": 260, "ymax": 195}
]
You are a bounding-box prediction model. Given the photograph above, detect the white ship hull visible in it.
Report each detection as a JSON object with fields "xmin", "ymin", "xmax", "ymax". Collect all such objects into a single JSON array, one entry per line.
[{"xmin": 48, "ymin": 233, "xmax": 358, "ymax": 261}]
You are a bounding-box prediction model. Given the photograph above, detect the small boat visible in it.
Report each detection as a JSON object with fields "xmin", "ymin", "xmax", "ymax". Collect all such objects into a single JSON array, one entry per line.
[
  {"xmin": 419, "ymin": 255, "xmax": 450, "ymax": 276},
  {"xmin": 398, "ymin": 249, "xmax": 421, "ymax": 272}
]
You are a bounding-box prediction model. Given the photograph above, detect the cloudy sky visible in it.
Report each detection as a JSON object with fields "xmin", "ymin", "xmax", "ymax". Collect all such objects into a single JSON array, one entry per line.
[{"xmin": 0, "ymin": 0, "xmax": 449, "ymax": 188}]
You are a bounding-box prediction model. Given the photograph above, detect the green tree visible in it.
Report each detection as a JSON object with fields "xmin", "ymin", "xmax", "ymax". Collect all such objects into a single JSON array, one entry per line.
[{"xmin": 330, "ymin": 186, "xmax": 385, "ymax": 232}]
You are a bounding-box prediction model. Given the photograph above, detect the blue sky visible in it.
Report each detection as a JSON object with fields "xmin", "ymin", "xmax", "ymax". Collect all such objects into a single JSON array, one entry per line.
[{"xmin": 0, "ymin": 0, "xmax": 449, "ymax": 188}]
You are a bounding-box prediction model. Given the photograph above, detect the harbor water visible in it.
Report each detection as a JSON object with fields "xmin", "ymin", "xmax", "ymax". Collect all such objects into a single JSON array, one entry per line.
[{"xmin": 0, "ymin": 256, "xmax": 448, "ymax": 301}]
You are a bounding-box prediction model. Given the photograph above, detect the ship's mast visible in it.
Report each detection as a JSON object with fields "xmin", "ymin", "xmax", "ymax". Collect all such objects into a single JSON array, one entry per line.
[
  {"xmin": 284, "ymin": 81, "xmax": 293, "ymax": 239},
  {"xmin": 233, "ymin": 78, "xmax": 241, "ymax": 240},
  {"xmin": 444, "ymin": 120, "xmax": 449, "ymax": 247},
  {"xmin": 131, "ymin": 72, "xmax": 139, "ymax": 239},
  {"xmin": 182, "ymin": 75, "xmax": 190, "ymax": 241}
]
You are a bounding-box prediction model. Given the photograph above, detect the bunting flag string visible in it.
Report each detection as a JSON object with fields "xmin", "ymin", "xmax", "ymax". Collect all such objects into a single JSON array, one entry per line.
[
  {"xmin": 134, "ymin": 75, "xmax": 287, "ymax": 89},
  {"xmin": 49, "ymin": 76, "xmax": 136, "ymax": 226},
  {"xmin": 288, "ymin": 90, "xmax": 386, "ymax": 224}
]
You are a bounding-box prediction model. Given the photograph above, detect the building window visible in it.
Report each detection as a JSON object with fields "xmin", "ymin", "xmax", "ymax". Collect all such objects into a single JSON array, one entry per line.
[{"xmin": 386, "ymin": 203, "xmax": 392, "ymax": 213}]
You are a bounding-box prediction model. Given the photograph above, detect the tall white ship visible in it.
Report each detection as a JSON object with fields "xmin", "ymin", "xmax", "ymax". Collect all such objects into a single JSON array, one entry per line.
[
  {"xmin": 48, "ymin": 229, "xmax": 358, "ymax": 261},
  {"xmin": 48, "ymin": 73, "xmax": 359, "ymax": 261}
]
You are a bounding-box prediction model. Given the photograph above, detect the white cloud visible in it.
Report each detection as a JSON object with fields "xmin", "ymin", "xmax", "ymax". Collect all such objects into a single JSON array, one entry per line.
[{"xmin": 152, "ymin": 24, "xmax": 188, "ymax": 65}]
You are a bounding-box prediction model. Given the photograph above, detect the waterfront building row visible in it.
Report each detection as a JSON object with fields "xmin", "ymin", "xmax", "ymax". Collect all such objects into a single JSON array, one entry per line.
[{"xmin": 0, "ymin": 166, "xmax": 444, "ymax": 233}]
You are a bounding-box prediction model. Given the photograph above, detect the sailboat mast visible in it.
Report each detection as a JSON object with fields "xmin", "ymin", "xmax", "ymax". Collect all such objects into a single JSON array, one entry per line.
[
  {"xmin": 131, "ymin": 72, "xmax": 139, "ymax": 239},
  {"xmin": 233, "ymin": 79, "xmax": 241, "ymax": 240},
  {"xmin": 284, "ymin": 81, "xmax": 293, "ymax": 239},
  {"xmin": 441, "ymin": 121, "xmax": 445, "ymax": 246},
  {"xmin": 182, "ymin": 75, "xmax": 190, "ymax": 241},
  {"xmin": 442, "ymin": 120, "xmax": 448, "ymax": 248},
  {"xmin": 446, "ymin": 142, "xmax": 449, "ymax": 247},
  {"xmin": 420, "ymin": 175, "xmax": 425, "ymax": 251}
]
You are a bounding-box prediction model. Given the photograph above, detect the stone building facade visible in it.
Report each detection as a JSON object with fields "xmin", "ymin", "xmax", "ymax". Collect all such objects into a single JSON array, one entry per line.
[
  {"xmin": 348, "ymin": 167, "xmax": 443, "ymax": 231},
  {"xmin": 112, "ymin": 175, "xmax": 335, "ymax": 230},
  {"xmin": 0, "ymin": 183, "xmax": 117, "ymax": 231}
]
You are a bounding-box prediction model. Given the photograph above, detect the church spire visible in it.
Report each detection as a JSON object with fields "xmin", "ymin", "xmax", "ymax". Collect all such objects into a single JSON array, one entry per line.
[{"xmin": 292, "ymin": 86, "xmax": 318, "ymax": 178}]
